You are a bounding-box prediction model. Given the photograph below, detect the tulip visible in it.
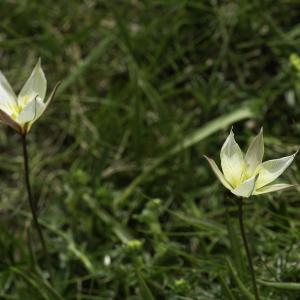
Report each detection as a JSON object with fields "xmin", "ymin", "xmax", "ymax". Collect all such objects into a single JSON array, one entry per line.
[
  {"xmin": 204, "ymin": 128, "xmax": 296, "ymax": 198},
  {"xmin": 0, "ymin": 58, "xmax": 60, "ymax": 135},
  {"xmin": 0, "ymin": 59, "xmax": 60, "ymax": 283},
  {"xmin": 205, "ymin": 128, "xmax": 297, "ymax": 300}
]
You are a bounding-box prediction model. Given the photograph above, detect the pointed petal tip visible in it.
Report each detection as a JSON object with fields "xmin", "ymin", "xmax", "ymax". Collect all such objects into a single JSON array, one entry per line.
[
  {"xmin": 204, "ymin": 154, "xmax": 232, "ymax": 190},
  {"xmin": 56, "ymin": 80, "xmax": 63, "ymax": 88},
  {"xmin": 254, "ymin": 183, "xmax": 295, "ymax": 195},
  {"xmin": 203, "ymin": 154, "xmax": 212, "ymax": 162},
  {"xmin": 256, "ymin": 153, "xmax": 296, "ymax": 189},
  {"xmin": 245, "ymin": 127, "xmax": 264, "ymax": 174},
  {"xmin": 42, "ymin": 80, "xmax": 61, "ymax": 110},
  {"xmin": 34, "ymin": 57, "xmax": 45, "ymax": 75},
  {"xmin": 286, "ymin": 184, "xmax": 298, "ymax": 190},
  {"xmin": 289, "ymin": 150, "xmax": 298, "ymax": 161},
  {"xmin": 227, "ymin": 127, "xmax": 235, "ymax": 140}
]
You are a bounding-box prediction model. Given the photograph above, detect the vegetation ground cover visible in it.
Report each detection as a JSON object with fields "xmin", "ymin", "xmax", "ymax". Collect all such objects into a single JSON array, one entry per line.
[{"xmin": 0, "ymin": 1, "xmax": 300, "ymax": 299}]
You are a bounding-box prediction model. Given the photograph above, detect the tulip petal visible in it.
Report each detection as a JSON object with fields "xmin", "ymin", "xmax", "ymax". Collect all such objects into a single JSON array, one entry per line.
[
  {"xmin": 245, "ymin": 128, "xmax": 264, "ymax": 176},
  {"xmin": 43, "ymin": 80, "xmax": 61, "ymax": 112},
  {"xmin": 231, "ymin": 176, "xmax": 257, "ymax": 198},
  {"xmin": 25, "ymin": 81, "xmax": 61, "ymax": 133},
  {"xmin": 17, "ymin": 98, "xmax": 45, "ymax": 124},
  {"xmin": 253, "ymin": 183, "xmax": 294, "ymax": 195},
  {"xmin": 204, "ymin": 155, "xmax": 232, "ymax": 190},
  {"xmin": 0, "ymin": 71, "xmax": 17, "ymax": 115},
  {"xmin": 256, "ymin": 153, "xmax": 297, "ymax": 189},
  {"xmin": 18, "ymin": 58, "xmax": 47, "ymax": 105},
  {"xmin": 0, "ymin": 109, "xmax": 22, "ymax": 133},
  {"xmin": 220, "ymin": 129, "xmax": 244, "ymax": 187}
]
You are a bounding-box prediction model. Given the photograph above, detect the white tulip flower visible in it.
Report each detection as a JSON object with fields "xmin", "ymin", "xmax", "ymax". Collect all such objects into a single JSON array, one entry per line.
[
  {"xmin": 0, "ymin": 59, "xmax": 60, "ymax": 135},
  {"xmin": 204, "ymin": 128, "xmax": 297, "ymax": 197}
]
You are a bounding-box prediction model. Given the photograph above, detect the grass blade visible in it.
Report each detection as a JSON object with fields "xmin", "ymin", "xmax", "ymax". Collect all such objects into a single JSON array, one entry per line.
[
  {"xmin": 115, "ymin": 107, "xmax": 253, "ymax": 207},
  {"xmin": 9, "ymin": 267, "xmax": 51, "ymax": 300},
  {"xmin": 219, "ymin": 273, "xmax": 237, "ymax": 300},
  {"xmin": 58, "ymin": 35, "xmax": 113, "ymax": 95},
  {"xmin": 225, "ymin": 257, "xmax": 255, "ymax": 300},
  {"xmin": 136, "ymin": 270, "xmax": 155, "ymax": 300},
  {"xmin": 258, "ymin": 280, "xmax": 300, "ymax": 291},
  {"xmin": 225, "ymin": 209, "xmax": 247, "ymax": 282}
]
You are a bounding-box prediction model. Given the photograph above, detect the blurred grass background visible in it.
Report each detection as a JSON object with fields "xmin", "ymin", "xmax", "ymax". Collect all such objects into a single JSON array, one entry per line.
[{"xmin": 0, "ymin": 0, "xmax": 300, "ymax": 299}]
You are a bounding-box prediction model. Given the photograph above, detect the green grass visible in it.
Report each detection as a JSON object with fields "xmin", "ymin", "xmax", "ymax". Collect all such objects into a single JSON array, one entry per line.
[{"xmin": 0, "ymin": 0, "xmax": 300, "ymax": 299}]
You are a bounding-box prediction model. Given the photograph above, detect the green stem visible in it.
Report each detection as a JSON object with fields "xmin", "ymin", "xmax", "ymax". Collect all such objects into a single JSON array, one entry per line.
[
  {"xmin": 237, "ymin": 198, "xmax": 260, "ymax": 300},
  {"xmin": 21, "ymin": 134, "xmax": 53, "ymax": 281}
]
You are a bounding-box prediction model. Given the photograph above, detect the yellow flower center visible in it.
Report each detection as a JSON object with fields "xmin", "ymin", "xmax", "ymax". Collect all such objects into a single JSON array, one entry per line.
[
  {"xmin": 9, "ymin": 96, "xmax": 30, "ymax": 120},
  {"xmin": 234, "ymin": 162, "xmax": 260, "ymax": 188}
]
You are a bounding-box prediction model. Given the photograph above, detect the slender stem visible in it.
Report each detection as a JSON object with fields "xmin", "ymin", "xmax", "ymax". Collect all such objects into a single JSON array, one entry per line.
[
  {"xmin": 21, "ymin": 134, "xmax": 52, "ymax": 281},
  {"xmin": 237, "ymin": 198, "xmax": 260, "ymax": 300}
]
